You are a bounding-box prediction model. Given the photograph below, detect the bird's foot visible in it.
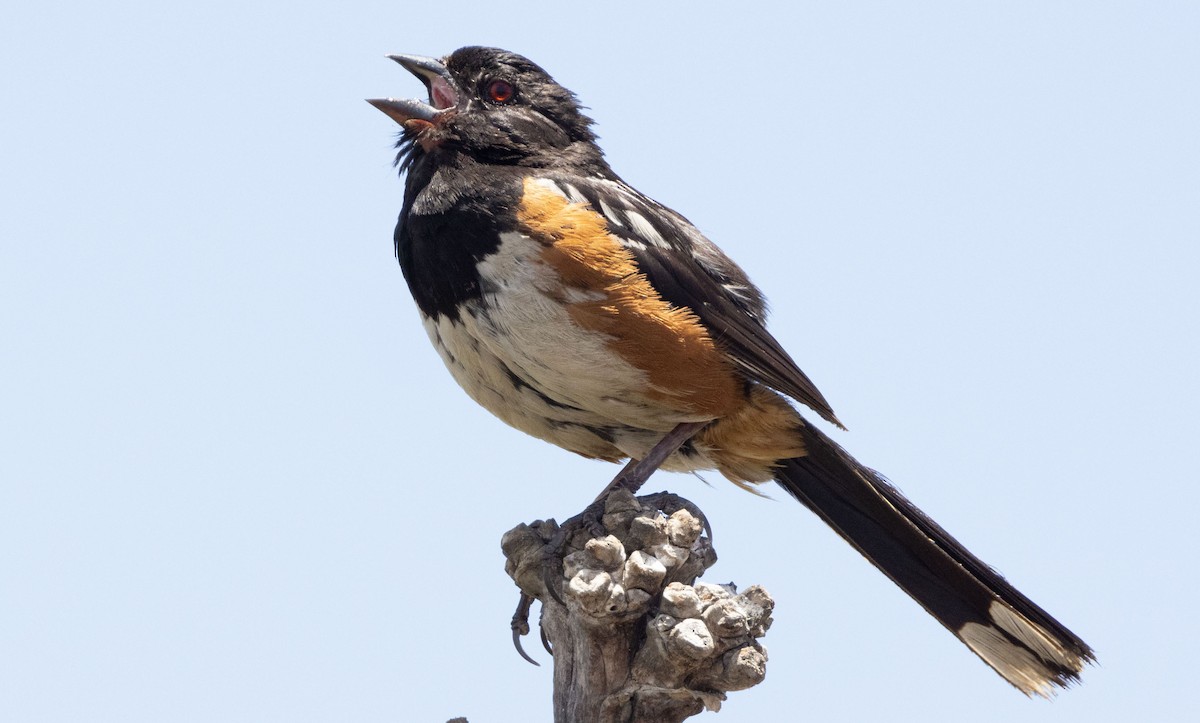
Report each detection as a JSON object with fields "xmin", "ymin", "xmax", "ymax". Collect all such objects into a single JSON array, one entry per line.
[
  {"xmin": 505, "ymin": 500, "xmax": 612, "ymax": 664},
  {"xmin": 501, "ymin": 489, "xmax": 717, "ymax": 665},
  {"xmin": 510, "ymin": 592, "xmax": 553, "ymax": 665},
  {"xmin": 539, "ymin": 498, "xmax": 610, "ymax": 606}
]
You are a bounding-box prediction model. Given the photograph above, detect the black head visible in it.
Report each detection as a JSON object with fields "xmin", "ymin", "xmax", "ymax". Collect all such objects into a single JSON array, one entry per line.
[{"xmin": 368, "ymin": 47, "xmax": 608, "ymax": 171}]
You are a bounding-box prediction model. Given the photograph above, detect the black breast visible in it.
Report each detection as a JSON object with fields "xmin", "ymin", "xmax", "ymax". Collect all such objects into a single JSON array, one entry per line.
[{"xmin": 394, "ymin": 159, "xmax": 522, "ymax": 320}]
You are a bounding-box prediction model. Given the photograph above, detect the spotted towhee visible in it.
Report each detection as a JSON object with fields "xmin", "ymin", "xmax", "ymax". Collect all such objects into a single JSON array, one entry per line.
[{"xmin": 370, "ymin": 46, "xmax": 1093, "ymax": 696}]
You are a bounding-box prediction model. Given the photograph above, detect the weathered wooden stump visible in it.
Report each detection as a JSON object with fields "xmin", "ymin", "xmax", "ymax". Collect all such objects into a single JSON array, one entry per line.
[{"xmin": 502, "ymin": 490, "xmax": 774, "ymax": 723}]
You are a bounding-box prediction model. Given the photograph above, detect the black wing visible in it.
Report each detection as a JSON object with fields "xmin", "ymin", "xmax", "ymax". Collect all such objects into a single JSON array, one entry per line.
[{"xmin": 554, "ymin": 175, "xmax": 844, "ymax": 429}]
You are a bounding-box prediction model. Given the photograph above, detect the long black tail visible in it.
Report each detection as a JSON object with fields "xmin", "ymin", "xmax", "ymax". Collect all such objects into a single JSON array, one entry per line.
[{"xmin": 777, "ymin": 421, "xmax": 1094, "ymax": 696}]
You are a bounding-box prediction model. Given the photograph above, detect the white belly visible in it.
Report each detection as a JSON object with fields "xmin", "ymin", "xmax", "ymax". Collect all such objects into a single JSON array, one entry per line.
[{"xmin": 420, "ymin": 231, "xmax": 715, "ymax": 465}]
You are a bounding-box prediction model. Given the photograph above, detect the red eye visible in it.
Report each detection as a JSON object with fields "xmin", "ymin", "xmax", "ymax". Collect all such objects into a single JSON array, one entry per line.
[{"xmin": 486, "ymin": 79, "xmax": 515, "ymax": 103}]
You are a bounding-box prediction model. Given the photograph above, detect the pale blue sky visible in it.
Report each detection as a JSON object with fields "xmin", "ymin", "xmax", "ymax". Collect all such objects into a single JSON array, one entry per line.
[{"xmin": 2, "ymin": 2, "xmax": 1197, "ymax": 721}]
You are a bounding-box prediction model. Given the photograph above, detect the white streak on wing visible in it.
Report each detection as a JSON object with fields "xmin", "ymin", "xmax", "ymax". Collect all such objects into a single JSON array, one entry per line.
[
  {"xmin": 721, "ymin": 282, "xmax": 753, "ymax": 303},
  {"xmin": 528, "ymin": 177, "xmax": 589, "ymax": 208},
  {"xmin": 593, "ymin": 176, "xmax": 640, "ymax": 202},
  {"xmin": 560, "ymin": 182, "xmax": 589, "ymax": 205},
  {"xmin": 598, "ymin": 198, "xmax": 621, "ymax": 227},
  {"xmin": 623, "ymin": 210, "xmax": 668, "ymax": 248},
  {"xmin": 528, "ymin": 177, "xmax": 568, "ymax": 198}
]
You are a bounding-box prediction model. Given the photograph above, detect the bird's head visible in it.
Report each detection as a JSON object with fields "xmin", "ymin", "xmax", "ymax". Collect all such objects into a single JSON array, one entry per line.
[{"xmin": 369, "ymin": 46, "xmax": 606, "ymax": 171}]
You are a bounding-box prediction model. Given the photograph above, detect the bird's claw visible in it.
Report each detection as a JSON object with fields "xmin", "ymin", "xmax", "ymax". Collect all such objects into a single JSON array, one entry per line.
[
  {"xmin": 511, "ymin": 593, "xmax": 540, "ymax": 666},
  {"xmin": 538, "ymin": 499, "xmax": 607, "ymax": 606}
]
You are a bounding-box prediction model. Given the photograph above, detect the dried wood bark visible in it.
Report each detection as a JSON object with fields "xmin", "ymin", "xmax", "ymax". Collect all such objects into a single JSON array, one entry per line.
[{"xmin": 502, "ymin": 491, "xmax": 773, "ymax": 723}]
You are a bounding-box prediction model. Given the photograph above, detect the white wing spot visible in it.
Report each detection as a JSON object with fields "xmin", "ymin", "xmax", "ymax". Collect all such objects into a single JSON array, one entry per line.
[
  {"xmin": 721, "ymin": 282, "xmax": 753, "ymax": 303},
  {"xmin": 560, "ymin": 182, "xmax": 589, "ymax": 205},
  {"xmin": 529, "ymin": 177, "xmax": 568, "ymax": 198},
  {"xmin": 624, "ymin": 210, "xmax": 668, "ymax": 248},
  {"xmin": 598, "ymin": 198, "xmax": 622, "ymax": 229}
]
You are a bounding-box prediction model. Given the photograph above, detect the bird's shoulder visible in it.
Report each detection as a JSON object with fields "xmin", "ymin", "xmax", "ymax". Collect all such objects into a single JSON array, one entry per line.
[{"xmin": 517, "ymin": 173, "xmax": 769, "ymax": 321}]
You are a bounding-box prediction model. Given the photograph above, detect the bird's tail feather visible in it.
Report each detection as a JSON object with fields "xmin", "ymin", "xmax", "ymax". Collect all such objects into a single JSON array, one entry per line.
[{"xmin": 776, "ymin": 421, "xmax": 1094, "ymax": 696}]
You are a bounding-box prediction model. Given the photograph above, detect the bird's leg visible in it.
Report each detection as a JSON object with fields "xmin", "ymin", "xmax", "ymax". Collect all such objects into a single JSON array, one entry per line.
[
  {"xmin": 538, "ymin": 421, "xmax": 709, "ymax": 606},
  {"xmin": 511, "ymin": 421, "xmax": 712, "ymax": 663},
  {"xmin": 590, "ymin": 421, "xmax": 711, "ymax": 502}
]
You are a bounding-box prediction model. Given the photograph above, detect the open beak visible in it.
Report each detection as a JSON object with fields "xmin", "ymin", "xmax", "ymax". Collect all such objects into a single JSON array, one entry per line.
[{"xmin": 367, "ymin": 53, "xmax": 459, "ymax": 126}]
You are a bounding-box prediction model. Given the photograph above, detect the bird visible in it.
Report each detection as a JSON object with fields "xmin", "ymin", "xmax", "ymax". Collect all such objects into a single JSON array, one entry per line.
[{"xmin": 368, "ymin": 46, "xmax": 1093, "ymax": 697}]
